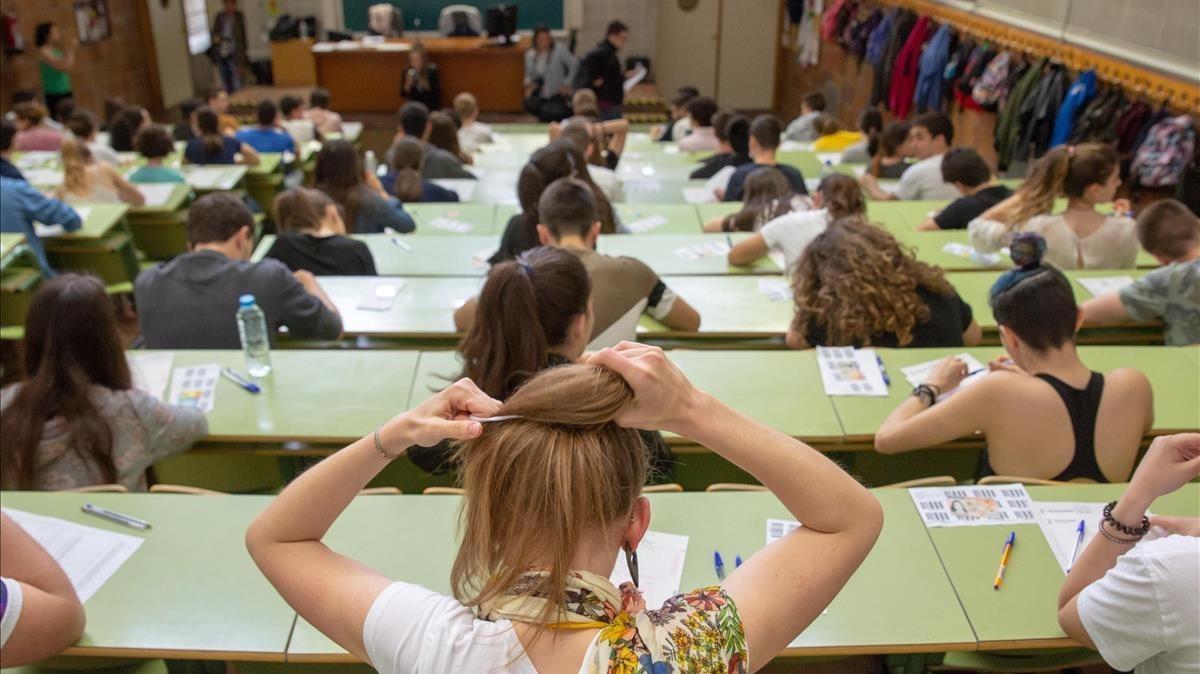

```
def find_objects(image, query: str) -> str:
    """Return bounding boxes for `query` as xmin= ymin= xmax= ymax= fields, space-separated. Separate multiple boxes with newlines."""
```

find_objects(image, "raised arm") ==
xmin=588 ymin=343 xmax=883 ymax=665
xmin=246 ymin=381 xmax=502 ymax=662
xmin=237 ymin=143 xmax=261 ymax=166
xmin=0 ymin=513 xmax=86 ymax=666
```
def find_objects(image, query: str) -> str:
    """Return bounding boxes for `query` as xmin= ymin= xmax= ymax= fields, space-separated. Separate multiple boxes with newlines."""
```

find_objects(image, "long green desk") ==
xmin=125 ymin=183 xmax=194 ymax=260
xmin=891 ymin=227 xmax=1160 ymax=272
xmin=0 ymin=491 xmax=293 ymax=661
xmin=286 ymin=488 xmax=977 ymax=662
xmin=931 ymin=483 xmax=1199 ymax=651
xmin=43 ymin=203 xmax=140 ymax=286
xmin=404 ymin=203 xmax=498 ymax=235
xmin=599 ymin=233 xmax=781 ymax=276
xmin=179 ymin=165 xmax=248 ymax=193
xmin=252 ymin=234 xmax=495 ymax=276
xmin=615 ymin=203 xmax=704 ymax=234
xmin=0 ymin=233 xmax=29 ymax=269
xmin=0 ymin=233 xmax=41 ymax=330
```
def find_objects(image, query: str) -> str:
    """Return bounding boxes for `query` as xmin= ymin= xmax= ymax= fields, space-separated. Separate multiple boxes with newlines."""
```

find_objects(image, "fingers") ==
xmin=426 ymin=417 xmax=484 ymax=442
xmin=446 ymin=378 xmax=502 ymax=416
xmin=1149 ymin=515 xmax=1200 ymax=538
xmin=585 ymin=347 xmax=640 ymax=383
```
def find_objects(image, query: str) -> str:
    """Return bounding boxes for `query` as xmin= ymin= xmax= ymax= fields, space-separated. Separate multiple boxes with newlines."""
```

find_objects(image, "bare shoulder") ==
xmin=1104 ymin=367 xmax=1152 ymax=394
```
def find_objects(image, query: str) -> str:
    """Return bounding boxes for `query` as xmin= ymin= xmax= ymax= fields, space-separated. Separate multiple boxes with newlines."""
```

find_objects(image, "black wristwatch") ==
xmin=912 ymin=384 xmax=939 ymax=407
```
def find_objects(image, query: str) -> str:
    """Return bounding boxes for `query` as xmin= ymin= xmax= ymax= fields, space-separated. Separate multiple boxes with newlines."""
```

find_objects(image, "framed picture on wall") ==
xmin=74 ymin=0 xmax=111 ymax=44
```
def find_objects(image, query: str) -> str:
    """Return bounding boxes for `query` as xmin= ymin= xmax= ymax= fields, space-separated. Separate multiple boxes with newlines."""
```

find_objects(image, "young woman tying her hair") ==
xmin=969 ymin=143 xmax=1137 ymax=269
xmin=728 ymin=173 xmax=865 ymax=273
xmin=247 ymin=342 xmax=883 ymax=673
xmin=412 ymin=245 xmax=674 ymax=478
xmin=701 ymin=167 xmax=803 ymax=233
xmin=875 ymin=234 xmax=1154 ymax=482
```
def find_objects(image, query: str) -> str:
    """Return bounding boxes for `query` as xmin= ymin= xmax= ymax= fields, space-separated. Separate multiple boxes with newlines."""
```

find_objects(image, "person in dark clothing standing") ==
xmin=575 ymin=21 xmax=631 ymax=120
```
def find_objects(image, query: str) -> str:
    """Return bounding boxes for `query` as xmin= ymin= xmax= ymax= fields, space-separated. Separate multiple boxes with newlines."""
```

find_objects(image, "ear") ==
xmin=624 ymin=497 xmax=652 ymax=551
xmin=536 ymin=223 xmax=555 ymax=246
xmin=588 ymin=221 xmax=602 ymax=245
xmin=998 ymin=324 xmax=1019 ymax=356
xmin=1074 ymin=308 xmax=1085 ymax=334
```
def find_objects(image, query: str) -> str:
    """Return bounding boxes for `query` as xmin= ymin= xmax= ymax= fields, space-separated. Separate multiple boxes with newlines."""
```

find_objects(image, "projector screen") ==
xmin=184 ymin=0 xmax=211 ymax=56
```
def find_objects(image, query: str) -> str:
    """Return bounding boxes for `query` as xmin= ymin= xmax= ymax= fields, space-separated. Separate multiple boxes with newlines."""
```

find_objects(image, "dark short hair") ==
xmin=187 ymin=192 xmax=254 ymax=246
xmin=256 ymin=99 xmax=278 ymax=127
xmin=606 ymin=20 xmax=629 ymax=36
xmin=749 ymin=114 xmax=783 ymax=151
xmin=539 ymin=178 xmax=599 ymax=239
xmin=712 ymin=110 xmax=733 ymax=142
xmin=941 ymin=147 xmax=992 ymax=187
xmin=34 ymin=22 xmax=54 ymax=47
xmin=399 ymin=101 xmax=430 ymax=137
xmin=279 ymin=95 xmax=302 ymax=117
xmin=1136 ymin=198 xmax=1200 ymax=259
xmin=309 ymin=88 xmax=332 ymax=109
xmin=686 ymin=96 xmax=718 ymax=127
xmin=802 ymin=92 xmax=826 ymax=112
xmin=135 ymin=125 xmax=176 ymax=159
xmin=858 ymin=108 xmax=883 ymax=135
xmin=66 ymin=109 xmax=98 ymax=138
xmin=726 ymin=114 xmax=751 ymax=155
xmin=179 ymin=97 xmax=202 ymax=121
xmin=10 ymin=89 xmax=38 ymax=106
xmin=913 ymin=112 xmax=954 ymax=145
xmin=0 ymin=121 xmax=16 ymax=152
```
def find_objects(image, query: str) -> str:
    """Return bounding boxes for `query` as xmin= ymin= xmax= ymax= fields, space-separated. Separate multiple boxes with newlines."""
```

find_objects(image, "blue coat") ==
xmin=914 ymin=24 xmax=954 ymax=113
xmin=1050 ymin=70 xmax=1097 ymax=148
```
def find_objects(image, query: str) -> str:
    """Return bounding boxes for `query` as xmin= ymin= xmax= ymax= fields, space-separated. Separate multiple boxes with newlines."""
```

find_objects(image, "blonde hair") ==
xmin=1008 ymin=143 xmax=1119 ymax=226
xmin=450 ymin=364 xmax=646 ymax=627
xmin=60 ymin=135 xmax=91 ymax=196
xmin=453 ymin=92 xmax=478 ymax=120
xmin=572 ymin=89 xmax=599 ymax=119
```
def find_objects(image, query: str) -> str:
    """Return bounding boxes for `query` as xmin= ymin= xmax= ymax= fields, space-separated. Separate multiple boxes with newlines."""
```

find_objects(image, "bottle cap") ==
xmin=239 ymin=294 xmax=256 ymax=308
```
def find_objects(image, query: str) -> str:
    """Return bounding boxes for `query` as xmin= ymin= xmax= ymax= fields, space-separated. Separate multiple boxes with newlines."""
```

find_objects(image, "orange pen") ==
xmin=993 ymin=531 xmax=1016 ymax=590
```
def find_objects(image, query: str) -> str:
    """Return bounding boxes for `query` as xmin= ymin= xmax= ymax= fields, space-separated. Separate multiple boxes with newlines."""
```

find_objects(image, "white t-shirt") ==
xmin=760 ymin=207 xmax=830 ymax=273
xmin=893 ymin=154 xmax=959 ymax=201
xmin=1077 ymin=535 xmax=1199 ymax=674
xmin=458 ymin=122 xmax=493 ymax=155
xmin=281 ymin=119 xmax=316 ymax=146
xmin=969 ymin=213 xmax=1138 ymax=270
xmin=0 ymin=577 xmax=22 ymax=648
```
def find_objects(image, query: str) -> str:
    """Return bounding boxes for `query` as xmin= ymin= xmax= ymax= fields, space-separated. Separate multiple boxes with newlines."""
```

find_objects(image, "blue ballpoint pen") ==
xmin=734 ymin=555 xmax=743 ymax=569
xmin=221 ymin=367 xmax=261 ymax=394
xmin=713 ymin=551 xmax=726 ymax=581
xmin=1067 ymin=519 xmax=1085 ymax=572
xmin=876 ymin=355 xmax=891 ymax=387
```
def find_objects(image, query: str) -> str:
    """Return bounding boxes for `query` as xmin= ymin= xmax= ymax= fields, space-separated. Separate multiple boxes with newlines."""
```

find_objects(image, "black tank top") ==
xmin=977 ymin=372 xmax=1108 ymax=482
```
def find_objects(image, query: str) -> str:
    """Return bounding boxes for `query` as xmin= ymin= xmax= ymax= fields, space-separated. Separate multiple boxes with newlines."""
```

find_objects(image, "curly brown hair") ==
xmin=790 ymin=218 xmax=955 ymax=346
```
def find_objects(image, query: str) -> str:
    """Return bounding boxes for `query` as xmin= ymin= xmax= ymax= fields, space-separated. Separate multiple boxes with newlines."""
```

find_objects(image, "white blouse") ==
xmin=969 ymin=213 xmax=1138 ymax=270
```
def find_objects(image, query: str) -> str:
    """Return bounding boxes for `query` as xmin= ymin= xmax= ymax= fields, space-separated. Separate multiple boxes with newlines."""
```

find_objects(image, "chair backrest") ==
xmin=704 ymin=483 xmax=767 ymax=492
xmin=358 ymin=487 xmax=403 ymax=495
xmin=642 ymin=483 xmax=684 ymax=493
xmin=423 ymin=486 xmax=465 ymax=495
xmin=977 ymin=475 xmax=1073 ymax=486
xmin=438 ymin=5 xmax=483 ymax=36
xmin=368 ymin=4 xmax=403 ymax=37
xmin=149 ymin=484 xmax=225 ymax=495
xmin=62 ymin=484 xmax=129 ymax=493
xmin=883 ymin=476 xmax=956 ymax=489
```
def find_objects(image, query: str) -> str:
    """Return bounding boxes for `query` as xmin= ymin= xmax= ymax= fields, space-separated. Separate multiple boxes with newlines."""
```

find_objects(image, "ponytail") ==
xmin=1009 ymin=146 xmax=1071 ymax=226
xmin=389 ymin=137 xmax=426 ymax=203
xmin=817 ymin=173 xmax=867 ymax=220
xmin=60 ymin=135 xmax=90 ymax=195
xmin=195 ymin=107 xmax=224 ymax=159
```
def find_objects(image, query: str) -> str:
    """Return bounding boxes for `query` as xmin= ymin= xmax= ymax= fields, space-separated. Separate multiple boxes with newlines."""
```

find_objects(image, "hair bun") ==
xmin=1009 ymin=232 xmax=1046 ymax=270
xmin=499 ymin=364 xmax=633 ymax=427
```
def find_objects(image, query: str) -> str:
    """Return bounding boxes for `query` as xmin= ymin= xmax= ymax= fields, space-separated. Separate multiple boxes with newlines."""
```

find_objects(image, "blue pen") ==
xmin=221 ymin=367 xmax=261 ymax=394
xmin=734 ymin=555 xmax=743 ymax=569
xmin=1067 ymin=519 xmax=1085 ymax=572
xmin=713 ymin=551 xmax=726 ymax=581
xmin=725 ymin=232 xmax=733 ymax=249
xmin=876 ymin=355 xmax=891 ymax=387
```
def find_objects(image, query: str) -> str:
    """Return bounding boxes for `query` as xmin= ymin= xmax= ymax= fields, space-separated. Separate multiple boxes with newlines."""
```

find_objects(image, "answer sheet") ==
xmin=168 ymin=363 xmax=220 ymax=412
xmin=815 ymin=347 xmax=889 ymax=396
xmin=128 ymin=352 xmax=174 ymax=401
xmin=910 ymin=484 xmax=1037 ymax=528
xmin=610 ymin=530 xmax=688 ymax=608
xmin=135 ymin=183 xmax=176 ymax=207
xmin=624 ymin=214 xmax=668 ymax=233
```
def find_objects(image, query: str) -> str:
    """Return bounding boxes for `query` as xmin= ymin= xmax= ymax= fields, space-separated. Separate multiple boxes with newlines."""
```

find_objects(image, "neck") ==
xmin=1065 ymin=197 xmax=1096 ymax=211
xmin=1173 ymin=247 xmax=1200 ymax=263
xmin=1016 ymin=343 xmax=1089 ymax=378
xmin=191 ymin=241 xmax=241 ymax=259
xmin=554 ymin=234 xmax=591 ymax=249
xmin=965 ymin=180 xmax=997 ymax=196
xmin=754 ymin=150 xmax=776 ymax=164
xmin=146 ymin=158 xmax=164 ymax=166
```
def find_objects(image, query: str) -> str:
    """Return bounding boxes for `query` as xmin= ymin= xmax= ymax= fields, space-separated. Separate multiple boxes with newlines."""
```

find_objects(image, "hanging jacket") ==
xmin=832 ymin=0 xmax=859 ymax=45
xmin=888 ymin=16 xmax=932 ymax=118
xmin=872 ymin=9 xmax=915 ymax=107
xmin=821 ymin=0 xmax=849 ymax=40
xmin=1014 ymin=64 xmax=1068 ymax=163
xmin=787 ymin=0 xmax=805 ymax=24
xmin=1070 ymin=88 xmax=1126 ymax=144
xmin=865 ymin=9 xmax=894 ymax=67
xmin=942 ymin=37 xmax=974 ymax=107
xmin=914 ymin=23 xmax=954 ymax=113
xmin=847 ymin=9 xmax=882 ymax=64
xmin=953 ymin=45 xmax=995 ymax=112
xmin=1050 ymin=70 xmax=1097 ymax=148
xmin=998 ymin=58 xmax=1029 ymax=110
xmin=995 ymin=57 xmax=1046 ymax=170
xmin=972 ymin=51 xmax=1012 ymax=109
xmin=1114 ymin=100 xmax=1153 ymax=156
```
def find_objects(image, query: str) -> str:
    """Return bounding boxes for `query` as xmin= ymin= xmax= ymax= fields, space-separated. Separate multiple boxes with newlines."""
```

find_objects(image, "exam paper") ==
xmin=184 ymin=167 xmax=235 ymax=190
xmin=430 ymin=179 xmax=477 ymax=202
xmin=2 ymin=508 xmax=145 ymax=602
xmin=816 ymin=347 xmax=889 ymax=397
xmin=758 ymin=278 xmax=792 ymax=302
xmin=942 ymin=242 xmax=1005 ymax=267
xmin=1077 ymin=276 xmax=1135 ymax=297
xmin=672 ymin=241 xmax=731 ymax=261
xmin=426 ymin=216 xmax=474 ymax=234
xmin=910 ymin=484 xmax=1037 ymax=528
xmin=625 ymin=214 xmax=668 ymax=233
xmin=357 ymin=280 xmax=406 ymax=311
xmin=23 ymin=168 xmax=63 ymax=186
xmin=610 ymin=530 xmax=688 ymax=608
xmin=168 ymin=364 xmax=220 ymax=412
xmin=900 ymin=353 xmax=988 ymax=399
xmin=1034 ymin=502 xmax=1104 ymax=574
xmin=682 ymin=186 xmax=717 ymax=204
xmin=623 ymin=63 xmax=648 ymax=94
xmin=135 ymin=183 xmax=176 ymax=207
xmin=128 ymin=352 xmax=174 ymax=402
xmin=766 ymin=518 xmax=803 ymax=545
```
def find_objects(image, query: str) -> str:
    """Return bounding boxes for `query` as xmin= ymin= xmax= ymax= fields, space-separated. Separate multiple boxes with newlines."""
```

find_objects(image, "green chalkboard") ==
xmin=341 ymin=1 xmax=562 ymax=33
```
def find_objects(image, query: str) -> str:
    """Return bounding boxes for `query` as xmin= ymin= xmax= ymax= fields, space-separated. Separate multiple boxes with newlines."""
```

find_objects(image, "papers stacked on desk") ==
xmin=673 ymin=240 xmax=730 ymax=261
xmin=815 ymin=347 xmax=889 ymax=396
xmin=625 ymin=214 xmax=668 ymax=233
xmin=900 ymin=353 xmax=988 ymax=401
xmin=610 ymin=530 xmax=687 ymax=608
xmin=426 ymin=216 xmax=474 ymax=234
xmin=135 ymin=183 xmax=176 ymax=207
xmin=910 ymin=484 xmax=1037 ymax=528
xmin=168 ymin=364 xmax=220 ymax=412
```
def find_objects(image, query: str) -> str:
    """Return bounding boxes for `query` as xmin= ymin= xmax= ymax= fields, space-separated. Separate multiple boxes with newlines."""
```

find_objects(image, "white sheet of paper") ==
xmin=758 ymin=278 xmax=792 ymax=302
xmin=184 ymin=167 xmax=235 ymax=190
xmin=33 ymin=223 xmax=66 ymax=238
xmin=1034 ymin=502 xmax=1102 ymax=574
xmin=942 ymin=242 xmax=1005 ymax=267
xmin=23 ymin=168 xmax=64 ymax=186
xmin=900 ymin=353 xmax=988 ymax=399
xmin=430 ymin=179 xmax=477 ymax=202
xmin=1077 ymin=276 xmax=1135 ymax=297
xmin=356 ymin=280 xmax=406 ymax=311
xmin=682 ymin=186 xmax=717 ymax=204
xmin=127 ymin=352 xmax=174 ymax=402
xmin=672 ymin=240 xmax=731 ymax=261
xmin=705 ymin=166 xmax=737 ymax=195
xmin=610 ymin=530 xmax=688 ymax=609
xmin=816 ymin=347 xmax=889 ymax=397
xmin=779 ymin=141 xmax=814 ymax=153
xmin=2 ymin=508 xmax=145 ymax=602
xmin=135 ymin=183 xmax=176 ymax=207
xmin=625 ymin=214 xmax=668 ymax=233
xmin=167 ymin=364 xmax=220 ymax=413
xmin=910 ymin=484 xmax=1037 ymax=528
xmin=765 ymin=518 xmax=803 ymax=545
xmin=623 ymin=63 xmax=648 ymax=94
xmin=426 ymin=216 xmax=474 ymax=233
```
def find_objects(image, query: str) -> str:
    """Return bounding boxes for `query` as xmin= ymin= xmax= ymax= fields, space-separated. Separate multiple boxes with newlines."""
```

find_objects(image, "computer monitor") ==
xmin=485 ymin=4 xmax=518 ymax=44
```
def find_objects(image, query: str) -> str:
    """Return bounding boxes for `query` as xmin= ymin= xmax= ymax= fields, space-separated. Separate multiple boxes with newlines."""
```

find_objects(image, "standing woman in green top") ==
xmin=35 ymin=23 xmax=75 ymax=117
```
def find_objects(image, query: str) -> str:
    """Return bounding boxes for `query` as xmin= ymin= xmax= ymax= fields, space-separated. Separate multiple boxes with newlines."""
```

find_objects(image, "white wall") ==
xmin=715 ymin=0 xmax=778 ymax=108
xmin=146 ymin=0 xmax=195 ymax=108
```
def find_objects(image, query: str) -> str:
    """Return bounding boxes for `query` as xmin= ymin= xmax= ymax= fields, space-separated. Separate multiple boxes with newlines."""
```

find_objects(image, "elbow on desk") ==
xmin=872 ymin=429 xmax=906 ymax=455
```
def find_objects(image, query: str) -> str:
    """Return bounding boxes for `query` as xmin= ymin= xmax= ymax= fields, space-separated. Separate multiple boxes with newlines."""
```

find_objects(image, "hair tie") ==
xmin=518 ymin=262 xmax=534 ymax=278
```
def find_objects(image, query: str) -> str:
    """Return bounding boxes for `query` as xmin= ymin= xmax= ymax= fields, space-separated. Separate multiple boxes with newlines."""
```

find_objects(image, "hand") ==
xmin=364 ymin=170 xmax=385 ymax=195
xmin=388 ymin=378 xmax=502 ymax=448
xmin=1126 ymin=433 xmax=1200 ymax=504
xmin=714 ymin=188 xmax=725 ymax=200
xmin=858 ymin=173 xmax=877 ymax=188
xmin=292 ymin=269 xmax=319 ymax=293
xmin=1112 ymin=198 xmax=1132 ymax=215
xmin=924 ymin=356 xmax=969 ymax=393
xmin=988 ymin=356 xmax=1025 ymax=375
xmin=585 ymin=342 xmax=702 ymax=434
xmin=1149 ymin=515 xmax=1200 ymax=538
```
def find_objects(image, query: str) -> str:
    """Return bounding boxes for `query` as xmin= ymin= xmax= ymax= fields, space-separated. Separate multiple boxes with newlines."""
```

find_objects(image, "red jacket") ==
xmin=888 ymin=16 xmax=931 ymax=119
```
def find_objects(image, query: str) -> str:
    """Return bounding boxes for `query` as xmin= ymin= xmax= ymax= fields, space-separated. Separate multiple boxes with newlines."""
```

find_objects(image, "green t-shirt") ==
xmin=1118 ymin=259 xmax=1200 ymax=346
xmin=39 ymin=48 xmax=72 ymax=95
xmin=127 ymin=165 xmax=186 ymax=184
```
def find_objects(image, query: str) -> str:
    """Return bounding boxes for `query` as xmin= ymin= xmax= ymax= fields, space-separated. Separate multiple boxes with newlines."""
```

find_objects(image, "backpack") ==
xmin=1130 ymin=115 xmax=1197 ymax=188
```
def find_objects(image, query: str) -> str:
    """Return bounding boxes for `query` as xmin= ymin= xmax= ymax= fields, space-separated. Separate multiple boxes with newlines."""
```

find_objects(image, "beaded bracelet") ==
xmin=1098 ymin=519 xmax=1142 ymax=545
xmin=1102 ymin=500 xmax=1151 ymax=537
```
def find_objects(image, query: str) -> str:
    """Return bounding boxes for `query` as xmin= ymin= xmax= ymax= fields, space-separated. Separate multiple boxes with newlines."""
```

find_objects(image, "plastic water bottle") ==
xmin=364 ymin=150 xmax=378 ymax=177
xmin=236 ymin=294 xmax=272 ymax=377
xmin=820 ymin=159 xmax=834 ymax=178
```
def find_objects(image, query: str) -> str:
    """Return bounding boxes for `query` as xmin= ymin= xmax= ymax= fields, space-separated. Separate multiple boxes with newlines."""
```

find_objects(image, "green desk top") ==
xmin=874 ymin=200 xmax=951 ymax=230
xmin=154 ymin=350 xmax=419 ymax=444
xmin=48 ymin=203 xmax=129 ymax=240
xmin=0 ymin=233 xmax=26 ymax=266
xmin=598 ymin=233 xmax=781 ymax=276
xmin=774 ymin=151 xmax=823 ymax=178
xmin=615 ymin=203 xmax=703 ymax=234
xmin=640 ymin=276 xmax=791 ymax=338
xmin=830 ymin=346 xmax=1200 ymax=442
xmin=246 ymin=153 xmax=283 ymax=176
xmin=287 ymin=489 xmax=976 ymax=661
xmin=0 ymin=491 xmax=292 ymax=661
xmin=931 ymin=483 xmax=1199 ymax=650
xmin=492 ymin=203 xmax=520 ymax=226
xmin=405 ymin=203 xmax=498 ymax=236
xmin=180 ymin=165 xmax=248 ymax=192
xmin=695 ymin=202 xmax=742 ymax=223
xmin=316 ymin=276 xmax=481 ymax=338
xmin=254 ymin=234 xmax=494 ymax=276
xmin=949 ymin=269 xmax=1154 ymax=332
xmin=128 ymin=183 xmax=192 ymax=215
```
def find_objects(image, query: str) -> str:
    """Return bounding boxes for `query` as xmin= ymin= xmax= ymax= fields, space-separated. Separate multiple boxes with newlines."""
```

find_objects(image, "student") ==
xmin=1056 ymin=432 xmax=1199 ymax=673
xmin=34 ymin=22 xmax=75 ymax=116
xmin=860 ymin=113 xmax=958 ymax=201
xmin=575 ymin=20 xmax=633 ymax=119
xmin=491 ymin=140 xmax=618 ymax=264
xmin=54 ymin=136 xmax=145 ymax=206
xmin=305 ymin=88 xmax=343 ymax=136
xmin=107 ymin=106 xmax=149 ymax=153
xmin=729 ymin=173 xmax=866 ymax=273
xmin=0 ymin=512 xmax=86 ymax=665
xmin=314 ymin=140 xmax=415 ymax=235
xmin=704 ymin=166 xmax=803 ymax=232
xmin=384 ymin=102 xmax=475 ymax=181
xmin=460 ymin=178 xmax=700 ymax=341
xmin=65 ymin=109 xmax=119 ymax=165
xmin=550 ymin=114 xmax=629 ymax=170
xmin=453 ymin=92 xmax=493 ymax=154
xmin=11 ymin=103 xmax=63 ymax=152
xmin=652 ymin=86 xmax=698 ymax=143
xmin=677 ymin=96 xmax=720 ymax=153
xmin=135 ymin=192 xmax=342 ymax=348
xmin=1081 ymin=199 xmax=1200 ymax=345
xmin=173 ymin=97 xmax=201 ymax=142
xmin=784 ymin=91 xmax=826 ymax=143
xmin=787 ymin=217 xmax=981 ymax=349
xmin=402 ymin=45 xmax=441 ymax=111
xmin=266 ymin=187 xmax=376 ymax=276
xmin=427 ymin=111 xmax=471 ymax=165
xmin=874 ymin=233 xmax=1153 ymax=481
xmin=811 ymin=115 xmax=864 ymax=153
xmin=236 ymin=99 xmax=296 ymax=154
xmin=522 ymin=25 xmax=578 ymax=123
xmin=127 ymin=125 xmax=186 ymax=184
xmin=866 ymin=120 xmax=910 ymax=180
xmin=1 ymin=274 xmax=208 ymax=490
xmin=0 ymin=177 xmax=80 ymax=276
xmin=917 ymin=147 xmax=1014 ymax=231
xmin=185 ymin=107 xmax=259 ymax=166
xmin=246 ymin=343 xmax=883 ymax=674
xmin=382 ymin=137 xmax=460 ymax=203
xmin=970 ymin=143 xmax=1138 ymax=269
xmin=0 ymin=121 xmax=24 ymax=181
xmin=279 ymin=95 xmax=317 ymax=146
xmin=721 ymin=114 xmax=808 ymax=201
xmin=206 ymin=85 xmax=240 ymax=135
xmin=556 ymin=119 xmax=622 ymax=201
xmin=841 ymin=108 xmax=883 ymax=164
xmin=689 ymin=112 xmax=752 ymax=180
